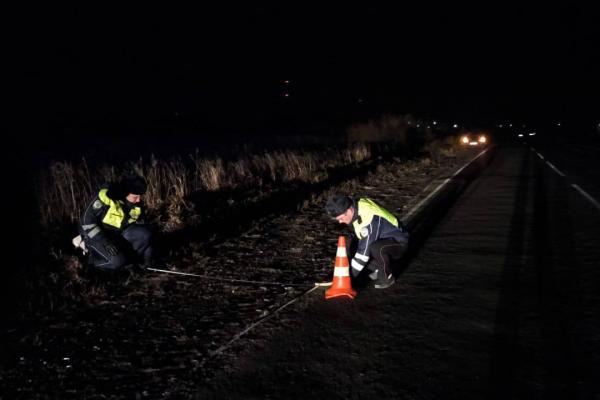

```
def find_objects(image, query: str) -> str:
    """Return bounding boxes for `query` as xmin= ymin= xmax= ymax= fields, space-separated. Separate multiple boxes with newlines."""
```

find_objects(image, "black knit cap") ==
xmin=325 ymin=193 xmax=353 ymax=217
xmin=123 ymin=175 xmax=147 ymax=195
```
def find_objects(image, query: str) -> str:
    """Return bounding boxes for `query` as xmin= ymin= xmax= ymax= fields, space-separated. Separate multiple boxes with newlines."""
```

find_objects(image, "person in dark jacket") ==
xmin=325 ymin=193 xmax=409 ymax=289
xmin=79 ymin=174 xmax=153 ymax=271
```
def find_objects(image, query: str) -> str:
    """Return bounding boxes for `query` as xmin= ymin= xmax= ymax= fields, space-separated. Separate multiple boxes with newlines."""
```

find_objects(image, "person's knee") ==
xmin=137 ymin=227 xmax=152 ymax=243
xmin=125 ymin=226 xmax=152 ymax=246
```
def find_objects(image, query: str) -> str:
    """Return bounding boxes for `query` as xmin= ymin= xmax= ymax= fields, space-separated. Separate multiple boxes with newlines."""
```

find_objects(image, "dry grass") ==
xmin=36 ymin=130 xmax=460 ymax=234
xmin=36 ymin=143 xmax=374 ymax=231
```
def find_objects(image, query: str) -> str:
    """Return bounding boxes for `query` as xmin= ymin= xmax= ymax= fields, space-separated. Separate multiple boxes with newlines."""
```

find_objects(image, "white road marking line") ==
xmin=533 ymin=149 xmax=599 ymax=212
xmin=571 ymin=184 xmax=600 ymax=211
xmin=401 ymin=177 xmax=451 ymax=224
xmin=401 ymin=149 xmax=489 ymax=223
xmin=534 ymin=149 xmax=566 ymax=177
xmin=546 ymin=161 xmax=566 ymax=177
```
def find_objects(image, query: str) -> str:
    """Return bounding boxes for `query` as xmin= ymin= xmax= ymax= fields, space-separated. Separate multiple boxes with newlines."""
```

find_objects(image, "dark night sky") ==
xmin=15 ymin=4 xmax=600 ymax=148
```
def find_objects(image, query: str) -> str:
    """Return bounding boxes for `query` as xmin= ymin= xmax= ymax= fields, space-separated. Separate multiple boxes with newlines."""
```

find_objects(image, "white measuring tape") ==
xmin=146 ymin=267 xmax=318 ymax=288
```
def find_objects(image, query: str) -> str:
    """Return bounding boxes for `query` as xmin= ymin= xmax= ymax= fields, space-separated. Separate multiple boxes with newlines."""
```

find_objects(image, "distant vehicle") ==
xmin=517 ymin=132 xmax=536 ymax=139
xmin=460 ymin=132 xmax=488 ymax=146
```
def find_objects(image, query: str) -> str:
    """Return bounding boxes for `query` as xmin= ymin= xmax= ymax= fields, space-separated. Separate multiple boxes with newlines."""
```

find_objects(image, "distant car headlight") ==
xmin=518 ymin=134 xmax=524 ymax=137
xmin=461 ymin=136 xmax=469 ymax=144
xmin=478 ymin=135 xmax=487 ymax=143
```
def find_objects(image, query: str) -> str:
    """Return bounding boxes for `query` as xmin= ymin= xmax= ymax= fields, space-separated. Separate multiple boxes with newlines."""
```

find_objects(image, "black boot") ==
xmin=373 ymin=268 xmax=395 ymax=289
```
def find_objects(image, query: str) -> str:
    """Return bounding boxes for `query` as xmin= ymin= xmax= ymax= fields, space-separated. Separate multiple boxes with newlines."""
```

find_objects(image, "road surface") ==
xmin=201 ymin=144 xmax=600 ymax=399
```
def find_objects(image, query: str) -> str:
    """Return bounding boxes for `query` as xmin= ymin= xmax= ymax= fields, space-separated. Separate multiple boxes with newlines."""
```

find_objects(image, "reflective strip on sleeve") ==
xmin=87 ymin=226 xmax=102 ymax=239
xmin=351 ymin=259 xmax=365 ymax=271
xmin=354 ymin=253 xmax=369 ymax=262
xmin=82 ymin=223 xmax=98 ymax=231
xmin=334 ymin=266 xmax=350 ymax=276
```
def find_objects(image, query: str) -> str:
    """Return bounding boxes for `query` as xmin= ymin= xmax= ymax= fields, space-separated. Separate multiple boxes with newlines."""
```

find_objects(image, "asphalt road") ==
xmin=201 ymin=144 xmax=600 ymax=399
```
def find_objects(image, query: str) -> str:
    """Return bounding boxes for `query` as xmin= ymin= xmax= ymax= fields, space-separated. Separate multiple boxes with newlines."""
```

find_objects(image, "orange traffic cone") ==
xmin=325 ymin=236 xmax=357 ymax=300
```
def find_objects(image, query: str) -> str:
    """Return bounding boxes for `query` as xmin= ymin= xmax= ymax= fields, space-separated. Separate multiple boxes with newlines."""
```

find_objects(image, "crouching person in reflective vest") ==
xmin=78 ymin=174 xmax=153 ymax=272
xmin=325 ymin=193 xmax=409 ymax=289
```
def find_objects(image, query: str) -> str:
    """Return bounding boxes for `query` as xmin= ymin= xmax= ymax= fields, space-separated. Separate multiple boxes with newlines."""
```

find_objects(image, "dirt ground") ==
xmin=0 ymin=147 xmax=512 ymax=399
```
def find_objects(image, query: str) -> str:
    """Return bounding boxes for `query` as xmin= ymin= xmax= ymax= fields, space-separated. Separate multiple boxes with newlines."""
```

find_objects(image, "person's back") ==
xmin=352 ymin=197 xmax=407 ymax=245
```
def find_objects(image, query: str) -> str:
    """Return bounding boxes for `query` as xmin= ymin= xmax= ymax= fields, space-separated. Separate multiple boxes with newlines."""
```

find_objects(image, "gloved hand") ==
xmin=104 ymin=242 xmax=119 ymax=256
xmin=350 ymin=256 xmax=368 ymax=278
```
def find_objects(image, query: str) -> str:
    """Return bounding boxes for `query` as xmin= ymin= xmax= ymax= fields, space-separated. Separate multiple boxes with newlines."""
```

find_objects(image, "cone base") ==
xmin=325 ymin=287 xmax=357 ymax=300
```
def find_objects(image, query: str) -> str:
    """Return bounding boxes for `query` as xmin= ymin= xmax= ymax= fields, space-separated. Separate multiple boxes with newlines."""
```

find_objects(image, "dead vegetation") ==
xmin=23 ymin=115 xmax=462 ymax=318
xmin=36 ymin=142 xmax=374 ymax=231
xmin=37 ymin=126 xmax=457 ymax=235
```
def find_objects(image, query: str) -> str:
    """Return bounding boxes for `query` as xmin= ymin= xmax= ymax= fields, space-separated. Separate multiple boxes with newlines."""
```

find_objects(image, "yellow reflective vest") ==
xmin=98 ymin=188 xmax=142 ymax=229
xmin=352 ymin=198 xmax=399 ymax=239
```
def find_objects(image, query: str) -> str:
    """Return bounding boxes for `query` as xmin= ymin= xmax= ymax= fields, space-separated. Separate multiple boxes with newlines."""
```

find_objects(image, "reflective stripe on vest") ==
xmin=98 ymin=189 xmax=141 ymax=229
xmin=352 ymin=198 xmax=398 ymax=239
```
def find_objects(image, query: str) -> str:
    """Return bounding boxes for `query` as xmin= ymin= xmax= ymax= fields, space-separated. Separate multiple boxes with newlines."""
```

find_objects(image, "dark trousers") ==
xmin=368 ymin=238 xmax=407 ymax=278
xmin=349 ymin=237 xmax=408 ymax=278
xmin=88 ymin=225 xmax=152 ymax=271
